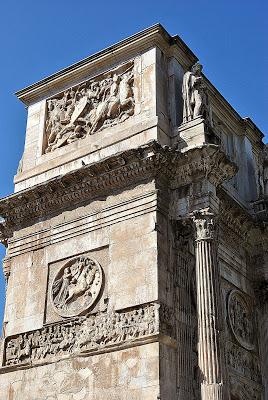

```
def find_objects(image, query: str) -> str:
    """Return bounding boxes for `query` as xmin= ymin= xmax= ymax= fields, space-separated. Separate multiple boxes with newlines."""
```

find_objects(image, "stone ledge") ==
xmin=0 ymin=142 xmax=237 ymax=242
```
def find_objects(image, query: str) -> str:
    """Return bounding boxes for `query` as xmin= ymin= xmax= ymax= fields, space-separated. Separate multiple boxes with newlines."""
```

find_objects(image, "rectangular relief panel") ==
xmin=44 ymin=61 xmax=135 ymax=154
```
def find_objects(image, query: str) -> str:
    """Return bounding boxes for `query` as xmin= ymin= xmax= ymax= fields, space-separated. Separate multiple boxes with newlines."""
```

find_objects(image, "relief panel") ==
xmin=227 ymin=289 xmax=254 ymax=351
xmin=3 ymin=303 xmax=159 ymax=367
xmin=51 ymin=255 xmax=103 ymax=318
xmin=44 ymin=61 xmax=135 ymax=153
xmin=45 ymin=248 xmax=109 ymax=325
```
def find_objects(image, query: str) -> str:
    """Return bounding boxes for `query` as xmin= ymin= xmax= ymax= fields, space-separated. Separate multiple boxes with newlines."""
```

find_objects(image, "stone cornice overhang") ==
xmin=204 ymin=78 xmax=264 ymax=144
xmin=15 ymin=24 xmax=197 ymax=106
xmin=217 ymin=187 xmax=259 ymax=242
xmin=0 ymin=142 xmax=236 ymax=241
xmin=14 ymin=23 xmax=264 ymax=143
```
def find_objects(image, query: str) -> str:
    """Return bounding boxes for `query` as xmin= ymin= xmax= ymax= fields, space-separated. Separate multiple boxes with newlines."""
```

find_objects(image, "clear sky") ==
xmin=0 ymin=0 xmax=267 ymax=328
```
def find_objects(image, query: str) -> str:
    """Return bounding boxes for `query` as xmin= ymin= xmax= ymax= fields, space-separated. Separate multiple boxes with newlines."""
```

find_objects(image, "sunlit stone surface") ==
xmin=0 ymin=24 xmax=267 ymax=400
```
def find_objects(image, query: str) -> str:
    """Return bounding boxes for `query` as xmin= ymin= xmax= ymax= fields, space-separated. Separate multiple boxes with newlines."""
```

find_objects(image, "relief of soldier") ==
xmin=45 ymin=63 xmax=135 ymax=153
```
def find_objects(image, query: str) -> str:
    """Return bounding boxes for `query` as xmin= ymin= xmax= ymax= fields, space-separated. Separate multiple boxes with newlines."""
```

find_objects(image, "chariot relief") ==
xmin=51 ymin=256 xmax=103 ymax=318
xmin=44 ymin=62 xmax=135 ymax=153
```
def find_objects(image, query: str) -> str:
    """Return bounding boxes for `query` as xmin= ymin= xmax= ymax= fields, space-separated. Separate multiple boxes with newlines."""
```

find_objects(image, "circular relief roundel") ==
xmin=227 ymin=289 xmax=254 ymax=351
xmin=51 ymin=256 xmax=103 ymax=318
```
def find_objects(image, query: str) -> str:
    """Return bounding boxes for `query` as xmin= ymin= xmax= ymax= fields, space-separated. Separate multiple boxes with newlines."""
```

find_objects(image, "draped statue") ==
xmin=182 ymin=62 xmax=211 ymax=124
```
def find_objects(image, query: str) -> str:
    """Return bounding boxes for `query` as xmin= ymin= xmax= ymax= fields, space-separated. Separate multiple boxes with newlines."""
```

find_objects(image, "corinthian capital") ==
xmin=192 ymin=209 xmax=216 ymax=241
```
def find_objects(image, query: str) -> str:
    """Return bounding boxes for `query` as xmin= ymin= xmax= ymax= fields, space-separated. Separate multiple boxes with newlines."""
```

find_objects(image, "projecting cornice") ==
xmin=15 ymin=24 xmax=197 ymax=106
xmin=218 ymin=188 xmax=258 ymax=243
xmin=0 ymin=142 xmax=236 ymax=241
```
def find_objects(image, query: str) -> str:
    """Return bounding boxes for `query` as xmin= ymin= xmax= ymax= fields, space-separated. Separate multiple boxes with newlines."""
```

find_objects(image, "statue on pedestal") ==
xmin=182 ymin=62 xmax=212 ymax=125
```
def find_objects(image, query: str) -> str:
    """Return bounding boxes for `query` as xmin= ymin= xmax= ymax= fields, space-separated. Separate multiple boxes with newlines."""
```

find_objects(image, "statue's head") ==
xmin=191 ymin=62 xmax=203 ymax=75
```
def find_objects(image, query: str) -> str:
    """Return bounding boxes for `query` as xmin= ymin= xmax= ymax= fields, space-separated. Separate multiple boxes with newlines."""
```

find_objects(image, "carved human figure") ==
xmin=182 ymin=62 xmax=209 ymax=123
xmin=228 ymin=290 xmax=253 ymax=349
xmin=52 ymin=266 xmax=72 ymax=307
xmin=4 ymin=304 xmax=159 ymax=366
xmin=51 ymin=256 xmax=103 ymax=317
xmin=89 ymin=77 xmax=114 ymax=133
xmin=65 ymin=260 xmax=97 ymax=304
xmin=118 ymin=71 xmax=134 ymax=120
xmin=44 ymin=64 xmax=135 ymax=152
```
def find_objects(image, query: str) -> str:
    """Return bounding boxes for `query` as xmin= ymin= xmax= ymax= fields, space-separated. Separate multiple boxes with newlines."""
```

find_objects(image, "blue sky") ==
xmin=0 ymin=0 xmax=267 ymax=328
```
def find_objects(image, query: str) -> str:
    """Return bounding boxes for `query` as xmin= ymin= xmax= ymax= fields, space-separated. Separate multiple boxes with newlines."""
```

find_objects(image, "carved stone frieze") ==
xmin=227 ymin=290 xmax=254 ymax=351
xmin=227 ymin=341 xmax=261 ymax=384
xmin=3 ymin=303 xmax=161 ymax=367
xmin=45 ymin=62 xmax=135 ymax=153
xmin=0 ymin=221 xmax=8 ymax=247
xmin=51 ymin=256 xmax=103 ymax=318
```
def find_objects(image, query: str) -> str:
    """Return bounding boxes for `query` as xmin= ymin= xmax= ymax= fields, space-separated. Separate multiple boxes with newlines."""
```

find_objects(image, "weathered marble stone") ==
xmin=0 ymin=24 xmax=267 ymax=400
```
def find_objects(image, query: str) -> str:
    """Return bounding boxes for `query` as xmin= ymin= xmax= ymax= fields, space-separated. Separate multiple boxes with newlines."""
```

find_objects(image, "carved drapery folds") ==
xmin=51 ymin=256 xmax=103 ymax=318
xmin=4 ymin=303 xmax=160 ymax=367
xmin=182 ymin=62 xmax=212 ymax=126
xmin=45 ymin=62 xmax=135 ymax=153
xmin=192 ymin=209 xmax=226 ymax=400
xmin=230 ymin=378 xmax=262 ymax=400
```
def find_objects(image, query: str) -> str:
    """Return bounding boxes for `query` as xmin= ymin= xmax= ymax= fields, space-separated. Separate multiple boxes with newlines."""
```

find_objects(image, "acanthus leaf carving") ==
xmin=0 ymin=143 xmax=238 ymax=233
xmin=192 ymin=208 xmax=216 ymax=241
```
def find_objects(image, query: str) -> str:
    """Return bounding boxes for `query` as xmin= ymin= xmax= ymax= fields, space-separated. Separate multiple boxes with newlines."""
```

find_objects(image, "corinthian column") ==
xmin=192 ymin=209 xmax=226 ymax=400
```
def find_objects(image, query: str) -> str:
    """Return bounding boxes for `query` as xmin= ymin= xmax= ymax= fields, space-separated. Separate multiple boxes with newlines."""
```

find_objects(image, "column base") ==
xmin=201 ymin=383 xmax=224 ymax=400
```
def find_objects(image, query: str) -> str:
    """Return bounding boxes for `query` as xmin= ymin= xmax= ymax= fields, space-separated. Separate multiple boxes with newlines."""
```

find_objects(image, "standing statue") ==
xmin=182 ymin=62 xmax=211 ymax=124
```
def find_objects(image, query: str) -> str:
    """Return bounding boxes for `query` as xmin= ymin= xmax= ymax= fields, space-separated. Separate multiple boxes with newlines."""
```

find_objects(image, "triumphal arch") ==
xmin=0 ymin=24 xmax=267 ymax=400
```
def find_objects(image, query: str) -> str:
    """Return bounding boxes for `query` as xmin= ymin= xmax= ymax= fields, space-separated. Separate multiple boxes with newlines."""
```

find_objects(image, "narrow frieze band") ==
xmin=2 ymin=302 xmax=174 ymax=369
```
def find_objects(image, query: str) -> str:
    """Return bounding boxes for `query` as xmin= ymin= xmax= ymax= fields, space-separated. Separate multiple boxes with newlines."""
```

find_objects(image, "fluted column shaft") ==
xmin=193 ymin=210 xmax=226 ymax=400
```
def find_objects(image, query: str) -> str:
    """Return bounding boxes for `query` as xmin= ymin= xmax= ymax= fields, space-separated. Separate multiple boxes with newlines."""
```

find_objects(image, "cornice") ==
xmin=218 ymin=188 xmax=259 ymax=243
xmin=16 ymin=24 xmax=197 ymax=106
xmin=0 ymin=142 xmax=236 ymax=241
xmin=205 ymin=74 xmax=264 ymax=145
